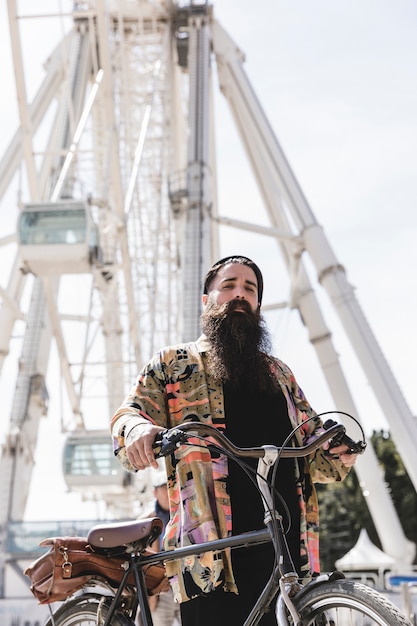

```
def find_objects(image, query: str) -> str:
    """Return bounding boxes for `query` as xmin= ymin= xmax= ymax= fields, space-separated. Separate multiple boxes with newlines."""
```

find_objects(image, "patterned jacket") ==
xmin=111 ymin=336 xmax=349 ymax=603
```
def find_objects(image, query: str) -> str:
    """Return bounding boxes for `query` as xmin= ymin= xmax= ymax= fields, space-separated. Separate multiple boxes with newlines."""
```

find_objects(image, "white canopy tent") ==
xmin=336 ymin=528 xmax=397 ymax=571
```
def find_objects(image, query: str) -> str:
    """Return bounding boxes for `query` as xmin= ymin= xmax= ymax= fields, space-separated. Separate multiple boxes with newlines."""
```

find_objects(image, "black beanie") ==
xmin=203 ymin=255 xmax=264 ymax=306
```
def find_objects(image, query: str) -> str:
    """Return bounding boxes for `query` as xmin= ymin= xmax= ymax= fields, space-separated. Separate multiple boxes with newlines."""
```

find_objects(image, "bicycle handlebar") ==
xmin=152 ymin=420 xmax=366 ymax=460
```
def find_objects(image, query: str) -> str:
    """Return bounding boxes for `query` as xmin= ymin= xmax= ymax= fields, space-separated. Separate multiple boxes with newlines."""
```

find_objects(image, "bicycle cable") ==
xmin=178 ymin=434 xmax=294 ymax=574
xmin=153 ymin=411 xmax=365 ymax=582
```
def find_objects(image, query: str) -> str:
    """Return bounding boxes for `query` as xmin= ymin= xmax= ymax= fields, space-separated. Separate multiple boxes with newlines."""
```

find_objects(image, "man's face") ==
xmin=200 ymin=262 xmax=275 ymax=391
xmin=202 ymin=262 xmax=259 ymax=312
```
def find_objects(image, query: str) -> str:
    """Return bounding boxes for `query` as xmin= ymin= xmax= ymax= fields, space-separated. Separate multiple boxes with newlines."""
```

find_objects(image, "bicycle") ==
xmin=34 ymin=417 xmax=412 ymax=626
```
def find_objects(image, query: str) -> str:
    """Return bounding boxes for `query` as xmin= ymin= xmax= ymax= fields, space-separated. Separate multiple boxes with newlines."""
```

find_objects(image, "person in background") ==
xmin=112 ymin=255 xmax=358 ymax=626
xmin=137 ymin=463 xmax=180 ymax=626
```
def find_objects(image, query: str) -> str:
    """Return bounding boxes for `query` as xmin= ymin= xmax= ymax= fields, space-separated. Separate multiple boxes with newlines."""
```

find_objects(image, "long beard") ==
xmin=201 ymin=299 xmax=279 ymax=393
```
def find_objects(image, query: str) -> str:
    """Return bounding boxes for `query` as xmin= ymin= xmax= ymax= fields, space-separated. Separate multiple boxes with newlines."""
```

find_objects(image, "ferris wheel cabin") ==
xmin=17 ymin=200 xmax=100 ymax=275
xmin=63 ymin=430 xmax=129 ymax=494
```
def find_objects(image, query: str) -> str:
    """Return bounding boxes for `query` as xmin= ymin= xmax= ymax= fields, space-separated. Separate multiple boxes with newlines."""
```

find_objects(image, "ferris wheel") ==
xmin=0 ymin=0 xmax=416 ymax=593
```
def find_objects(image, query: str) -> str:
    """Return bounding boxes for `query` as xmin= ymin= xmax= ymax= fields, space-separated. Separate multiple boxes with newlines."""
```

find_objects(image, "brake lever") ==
xmin=323 ymin=419 xmax=367 ymax=456
xmin=152 ymin=428 xmax=188 ymax=458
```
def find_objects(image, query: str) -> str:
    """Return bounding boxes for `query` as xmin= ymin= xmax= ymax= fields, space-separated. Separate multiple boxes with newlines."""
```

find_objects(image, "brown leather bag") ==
xmin=24 ymin=536 xmax=168 ymax=604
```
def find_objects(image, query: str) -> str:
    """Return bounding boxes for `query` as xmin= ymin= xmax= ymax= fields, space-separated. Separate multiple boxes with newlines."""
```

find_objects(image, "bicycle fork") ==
xmin=277 ymin=575 xmax=302 ymax=626
xmin=241 ymin=564 xmax=301 ymax=626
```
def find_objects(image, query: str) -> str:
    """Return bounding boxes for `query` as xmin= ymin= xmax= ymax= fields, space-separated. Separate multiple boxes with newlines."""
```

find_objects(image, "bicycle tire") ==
xmin=293 ymin=578 xmax=412 ymax=625
xmin=44 ymin=592 xmax=134 ymax=626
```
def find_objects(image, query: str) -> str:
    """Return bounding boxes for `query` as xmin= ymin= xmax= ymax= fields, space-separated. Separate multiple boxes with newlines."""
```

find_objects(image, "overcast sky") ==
xmin=0 ymin=1 xmax=416 ymax=519
xmin=212 ymin=0 xmax=417 ymax=425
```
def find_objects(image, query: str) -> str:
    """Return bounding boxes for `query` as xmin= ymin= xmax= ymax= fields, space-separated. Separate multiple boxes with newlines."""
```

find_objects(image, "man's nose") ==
xmin=234 ymin=287 xmax=246 ymax=299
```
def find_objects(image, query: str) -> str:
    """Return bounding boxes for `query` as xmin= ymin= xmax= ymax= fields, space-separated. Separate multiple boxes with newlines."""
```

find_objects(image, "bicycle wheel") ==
xmin=293 ymin=578 xmax=412 ymax=626
xmin=44 ymin=593 xmax=134 ymax=626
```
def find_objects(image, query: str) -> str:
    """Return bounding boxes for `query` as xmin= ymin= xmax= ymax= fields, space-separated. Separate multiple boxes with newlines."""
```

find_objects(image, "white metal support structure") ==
xmin=0 ymin=0 xmax=415 ymax=606
xmin=182 ymin=3 xmax=214 ymax=341
xmin=211 ymin=20 xmax=416 ymax=564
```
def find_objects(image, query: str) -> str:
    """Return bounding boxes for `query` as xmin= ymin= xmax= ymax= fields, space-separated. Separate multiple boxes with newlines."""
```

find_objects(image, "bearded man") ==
xmin=111 ymin=256 xmax=357 ymax=626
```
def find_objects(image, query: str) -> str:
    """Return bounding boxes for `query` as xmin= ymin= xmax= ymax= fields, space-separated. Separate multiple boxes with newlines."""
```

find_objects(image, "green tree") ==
xmin=317 ymin=430 xmax=417 ymax=571
xmin=371 ymin=430 xmax=417 ymax=547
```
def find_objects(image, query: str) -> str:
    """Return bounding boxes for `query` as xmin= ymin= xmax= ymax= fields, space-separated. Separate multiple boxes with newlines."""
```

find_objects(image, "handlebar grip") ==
xmin=323 ymin=419 xmax=367 ymax=455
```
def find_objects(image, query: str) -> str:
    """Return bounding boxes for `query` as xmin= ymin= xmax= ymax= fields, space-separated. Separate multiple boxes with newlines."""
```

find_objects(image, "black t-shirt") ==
xmin=224 ymin=382 xmax=301 ymax=573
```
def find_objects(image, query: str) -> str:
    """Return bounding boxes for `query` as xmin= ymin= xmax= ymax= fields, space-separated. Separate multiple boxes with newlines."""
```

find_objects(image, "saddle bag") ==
xmin=24 ymin=536 xmax=168 ymax=604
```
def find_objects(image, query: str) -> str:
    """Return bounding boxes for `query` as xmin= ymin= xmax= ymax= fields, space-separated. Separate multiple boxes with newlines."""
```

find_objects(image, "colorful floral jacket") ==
xmin=111 ymin=336 xmax=349 ymax=603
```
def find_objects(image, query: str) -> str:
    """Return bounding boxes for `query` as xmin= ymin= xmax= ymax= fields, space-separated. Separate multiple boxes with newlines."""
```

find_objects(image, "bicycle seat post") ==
xmin=132 ymin=553 xmax=154 ymax=626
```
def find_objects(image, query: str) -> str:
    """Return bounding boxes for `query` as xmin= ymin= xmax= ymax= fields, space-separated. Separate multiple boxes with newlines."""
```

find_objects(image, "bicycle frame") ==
xmin=100 ymin=424 xmax=348 ymax=626
xmin=46 ymin=421 xmax=358 ymax=626
xmin=100 ymin=527 xmax=273 ymax=626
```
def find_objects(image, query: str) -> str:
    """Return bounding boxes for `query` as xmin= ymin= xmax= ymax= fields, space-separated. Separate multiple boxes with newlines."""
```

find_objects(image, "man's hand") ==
xmin=125 ymin=422 xmax=165 ymax=470
xmin=337 ymin=447 xmax=358 ymax=467
xmin=323 ymin=440 xmax=358 ymax=468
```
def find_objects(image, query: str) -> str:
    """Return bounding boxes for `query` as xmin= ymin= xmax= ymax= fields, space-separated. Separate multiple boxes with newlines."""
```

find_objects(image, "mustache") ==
xmin=210 ymin=298 xmax=254 ymax=318
xmin=227 ymin=299 xmax=252 ymax=313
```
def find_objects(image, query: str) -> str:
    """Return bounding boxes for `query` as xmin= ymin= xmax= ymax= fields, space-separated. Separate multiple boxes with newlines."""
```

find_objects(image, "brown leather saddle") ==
xmin=87 ymin=517 xmax=163 ymax=550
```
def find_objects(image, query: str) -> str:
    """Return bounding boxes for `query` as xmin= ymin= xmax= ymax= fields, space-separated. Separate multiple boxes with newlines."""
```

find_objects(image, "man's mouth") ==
xmin=227 ymin=300 xmax=252 ymax=314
